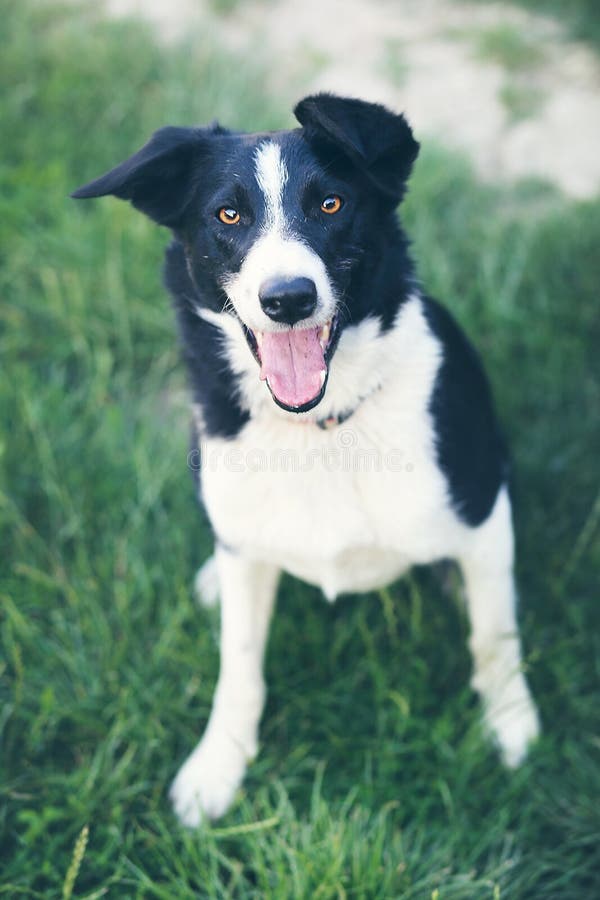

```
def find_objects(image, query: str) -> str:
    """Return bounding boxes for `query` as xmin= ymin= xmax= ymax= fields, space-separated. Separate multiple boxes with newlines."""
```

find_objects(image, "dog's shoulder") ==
xmin=421 ymin=295 xmax=508 ymax=526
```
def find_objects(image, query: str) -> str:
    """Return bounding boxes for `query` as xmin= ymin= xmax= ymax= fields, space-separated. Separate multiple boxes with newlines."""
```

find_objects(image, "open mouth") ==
xmin=243 ymin=313 xmax=341 ymax=412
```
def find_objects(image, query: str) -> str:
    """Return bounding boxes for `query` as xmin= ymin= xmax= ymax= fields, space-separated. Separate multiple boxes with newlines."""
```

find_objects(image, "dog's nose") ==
xmin=259 ymin=276 xmax=317 ymax=325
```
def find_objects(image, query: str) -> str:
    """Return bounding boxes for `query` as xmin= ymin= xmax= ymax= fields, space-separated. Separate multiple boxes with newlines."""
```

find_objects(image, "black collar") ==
xmin=315 ymin=408 xmax=355 ymax=430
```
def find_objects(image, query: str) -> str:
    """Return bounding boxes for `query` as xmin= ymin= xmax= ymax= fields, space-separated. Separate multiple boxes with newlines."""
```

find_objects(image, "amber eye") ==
xmin=218 ymin=207 xmax=241 ymax=225
xmin=320 ymin=195 xmax=343 ymax=215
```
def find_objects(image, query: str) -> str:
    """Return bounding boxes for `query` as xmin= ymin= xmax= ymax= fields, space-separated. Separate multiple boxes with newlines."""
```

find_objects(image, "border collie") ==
xmin=73 ymin=94 xmax=540 ymax=826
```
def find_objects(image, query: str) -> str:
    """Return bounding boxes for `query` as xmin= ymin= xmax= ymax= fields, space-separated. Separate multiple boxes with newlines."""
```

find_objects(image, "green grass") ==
xmin=473 ymin=0 xmax=600 ymax=52
xmin=466 ymin=23 xmax=548 ymax=123
xmin=498 ymin=82 xmax=546 ymax=123
xmin=472 ymin=24 xmax=546 ymax=71
xmin=2 ymin=1 xmax=600 ymax=897
xmin=380 ymin=39 xmax=410 ymax=87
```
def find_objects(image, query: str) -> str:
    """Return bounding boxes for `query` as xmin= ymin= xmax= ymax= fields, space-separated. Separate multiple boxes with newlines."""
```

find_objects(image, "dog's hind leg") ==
xmin=458 ymin=487 xmax=540 ymax=767
xmin=170 ymin=546 xmax=279 ymax=825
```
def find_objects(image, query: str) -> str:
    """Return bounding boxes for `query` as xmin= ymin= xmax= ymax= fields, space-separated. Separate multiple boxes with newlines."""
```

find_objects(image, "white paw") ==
xmin=482 ymin=684 xmax=540 ymax=768
xmin=169 ymin=730 xmax=249 ymax=826
xmin=194 ymin=555 xmax=220 ymax=609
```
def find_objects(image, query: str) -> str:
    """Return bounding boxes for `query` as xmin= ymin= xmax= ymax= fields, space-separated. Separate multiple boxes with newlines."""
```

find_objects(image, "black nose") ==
xmin=259 ymin=277 xmax=317 ymax=325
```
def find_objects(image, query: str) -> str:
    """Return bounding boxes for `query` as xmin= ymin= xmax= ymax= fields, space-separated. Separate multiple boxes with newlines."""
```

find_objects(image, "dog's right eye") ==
xmin=320 ymin=195 xmax=343 ymax=215
xmin=217 ymin=207 xmax=241 ymax=225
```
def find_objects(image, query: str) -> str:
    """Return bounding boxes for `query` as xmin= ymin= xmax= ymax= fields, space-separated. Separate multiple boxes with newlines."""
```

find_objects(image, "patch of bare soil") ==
xmin=105 ymin=0 xmax=600 ymax=197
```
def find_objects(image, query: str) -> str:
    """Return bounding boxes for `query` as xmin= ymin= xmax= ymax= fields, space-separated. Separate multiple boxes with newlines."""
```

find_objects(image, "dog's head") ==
xmin=73 ymin=94 xmax=419 ymax=413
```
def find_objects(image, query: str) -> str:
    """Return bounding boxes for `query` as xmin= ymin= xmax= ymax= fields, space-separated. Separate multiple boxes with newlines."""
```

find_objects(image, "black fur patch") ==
xmin=165 ymin=241 xmax=250 ymax=439
xmin=422 ymin=297 xmax=508 ymax=526
xmin=71 ymin=125 xmax=217 ymax=227
xmin=294 ymin=93 xmax=419 ymax=203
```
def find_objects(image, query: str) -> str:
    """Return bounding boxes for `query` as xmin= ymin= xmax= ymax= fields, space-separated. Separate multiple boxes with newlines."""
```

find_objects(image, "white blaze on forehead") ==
xmin=254 ymin=142 xmax=288 ymax=232
xmin=221 ymin=139 xmax=335 ymax=333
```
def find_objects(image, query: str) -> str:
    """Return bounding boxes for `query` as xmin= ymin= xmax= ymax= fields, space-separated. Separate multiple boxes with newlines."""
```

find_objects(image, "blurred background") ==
xmin=107 ymin=0 xmax=600 ymax=197
xmin=2 ymin=1 xmax=599 ymax=896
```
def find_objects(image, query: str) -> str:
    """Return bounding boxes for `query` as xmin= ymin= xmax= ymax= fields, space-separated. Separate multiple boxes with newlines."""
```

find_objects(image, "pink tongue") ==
xmin=259 ymin=327 xmax=326 ymax=408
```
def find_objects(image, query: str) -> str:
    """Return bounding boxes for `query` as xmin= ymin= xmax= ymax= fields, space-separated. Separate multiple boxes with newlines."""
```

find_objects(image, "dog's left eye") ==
xmin=320 ymin=195 xmax=343 ymax=215
xmin=217 ymin=207 xmax=241 ymax=225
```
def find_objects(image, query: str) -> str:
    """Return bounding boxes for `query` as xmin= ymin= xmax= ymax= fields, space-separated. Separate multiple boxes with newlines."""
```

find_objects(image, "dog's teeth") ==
xmin=319 ymin=370 xmax=327 ymax=387
xmin=255 ymin=331 xmax=263 ymax=348
xmin=320 ymin=322 xmax=331 ymax=344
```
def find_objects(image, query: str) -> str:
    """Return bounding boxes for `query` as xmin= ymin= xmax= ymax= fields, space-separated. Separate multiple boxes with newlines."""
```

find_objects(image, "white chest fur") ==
xmin=197 ymin=297 xmax=467 ymax=598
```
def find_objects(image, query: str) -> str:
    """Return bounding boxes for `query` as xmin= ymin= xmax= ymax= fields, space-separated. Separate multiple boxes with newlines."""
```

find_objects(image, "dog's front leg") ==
xmin=459 ymin=491 xmax=540 ymax=767
xmin=170 ymin=546 xmax=279 ymax=826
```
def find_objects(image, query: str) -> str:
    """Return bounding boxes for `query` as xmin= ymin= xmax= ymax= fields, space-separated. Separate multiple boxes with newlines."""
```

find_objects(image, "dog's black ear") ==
xmin=71 ymin=126 xmax=215 ymax=227
xmin=294 ymin=93 xmax=419 ymax=202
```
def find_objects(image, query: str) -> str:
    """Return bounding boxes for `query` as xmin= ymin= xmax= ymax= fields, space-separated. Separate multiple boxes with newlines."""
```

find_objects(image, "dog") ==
xmin=72 ymin=93 xmax=540 ymax=826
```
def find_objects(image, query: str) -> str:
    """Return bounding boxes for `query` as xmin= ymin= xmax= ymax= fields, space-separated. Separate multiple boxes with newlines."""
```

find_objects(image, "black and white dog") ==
xmin=73 ymin=94 xmax=539 ymax=826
